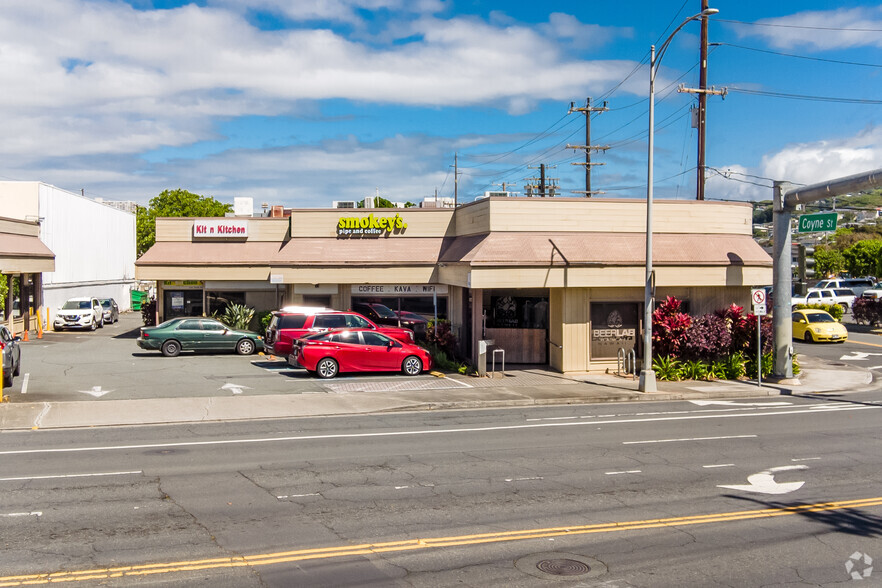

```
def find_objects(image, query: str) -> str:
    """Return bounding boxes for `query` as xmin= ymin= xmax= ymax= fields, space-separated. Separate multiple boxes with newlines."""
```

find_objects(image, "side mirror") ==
xmin=387 ymin=340 xmax=395 ymax=348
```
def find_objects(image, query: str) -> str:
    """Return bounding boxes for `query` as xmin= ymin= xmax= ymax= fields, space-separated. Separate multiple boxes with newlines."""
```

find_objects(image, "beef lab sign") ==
xmin=193 ymin=219 xmax=248 ymax=238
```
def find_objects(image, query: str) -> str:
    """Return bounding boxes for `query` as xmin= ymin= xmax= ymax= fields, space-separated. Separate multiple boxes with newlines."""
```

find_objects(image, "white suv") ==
xmin=54 ymin=297 xmax=104 ymax=331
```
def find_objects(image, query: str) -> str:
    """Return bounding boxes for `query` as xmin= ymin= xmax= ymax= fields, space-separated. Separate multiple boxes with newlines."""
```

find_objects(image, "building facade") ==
xmin=0 ymin=217 xmax=56 ymax=333
xmin=0 ymin=182 xmax=137 ymax=319
xmin=136 ymin=197 xmax=772 ymax=373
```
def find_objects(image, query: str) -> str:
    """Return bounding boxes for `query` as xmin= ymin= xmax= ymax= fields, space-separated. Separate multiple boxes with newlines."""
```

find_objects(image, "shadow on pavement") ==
xmin=724 ymin=495 xmax=882 ymax=538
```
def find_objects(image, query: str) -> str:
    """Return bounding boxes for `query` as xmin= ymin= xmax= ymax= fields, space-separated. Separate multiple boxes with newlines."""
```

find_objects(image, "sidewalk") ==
xmin=0 ymin=355 xmax=875 ymax=431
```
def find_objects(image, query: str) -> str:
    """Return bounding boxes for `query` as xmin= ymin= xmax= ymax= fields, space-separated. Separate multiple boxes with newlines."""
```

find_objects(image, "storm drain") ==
xmin=515 ymin=552 xmax=607 ymax=581
xmin=536 ymin=558 xmax=591 ymax=576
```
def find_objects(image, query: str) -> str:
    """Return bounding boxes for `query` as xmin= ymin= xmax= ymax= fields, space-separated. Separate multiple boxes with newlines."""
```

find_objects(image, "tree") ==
xmin=357 ymin=197 xmax=417 ymax=208
xmin=843 ymin=239 xmax=882 ymax=277
xmin=137 ymin=189 xmax=232 ymax=256
xmin=813 ymin=246 xmax=846 ymax=278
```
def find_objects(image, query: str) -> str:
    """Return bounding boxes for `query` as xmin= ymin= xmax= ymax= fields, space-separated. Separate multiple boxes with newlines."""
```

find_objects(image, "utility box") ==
xmin=477 ymin=339 xmax=495 ymax=377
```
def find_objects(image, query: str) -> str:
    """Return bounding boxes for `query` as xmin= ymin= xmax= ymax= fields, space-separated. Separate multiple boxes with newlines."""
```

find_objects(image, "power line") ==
xmin=716 ymin=42 xmax=882 ymax=68
xmin=727 ymin=87 xmax=882 ymax=105
xmin=715 ymin=17 xmax=882 ymax=33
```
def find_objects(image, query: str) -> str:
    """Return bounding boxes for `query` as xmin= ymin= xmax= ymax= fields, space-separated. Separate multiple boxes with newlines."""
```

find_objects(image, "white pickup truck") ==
xmin=792 ymin=288 xmax=856 ymax=312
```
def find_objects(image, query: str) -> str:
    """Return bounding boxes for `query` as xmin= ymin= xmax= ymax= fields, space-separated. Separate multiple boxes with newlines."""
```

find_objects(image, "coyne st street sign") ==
xmin=797 ymin=212 xmax=837 ymax=233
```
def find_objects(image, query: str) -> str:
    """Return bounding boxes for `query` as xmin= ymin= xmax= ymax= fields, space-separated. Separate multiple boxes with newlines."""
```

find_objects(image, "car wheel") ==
xmin=90 ymin=319 xmax=97 ymax=331
xmin=402 ymin=355 xmax=423 ymax=376
xmin=2 ymin=369 xmax=11 ymax=388
xmin=98 ymin=316 xmax=104 ymax=328
xmin=236 ymin=339 xmax=256 ymax=355
xmin=804 ymin=332 xmax=814 ymax=343
xmin=316 ymin=358 xmax=339 ymax=379
xmin=13 ymin=357 xmax=20 ymax=376
xmin=840 ymin=303 xmax=849 ymax=313
xmin=161 ymin=340 xmax=181 ymax=357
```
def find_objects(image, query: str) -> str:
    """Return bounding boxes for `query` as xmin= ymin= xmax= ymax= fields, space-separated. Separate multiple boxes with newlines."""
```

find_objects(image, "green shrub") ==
xmin=256 ymin=310 xmax=273 ymax=333
xmin=745 ymin=352 xmax=774 ymax=379
xmin=221 ymin=303 xmax=255 ymax=330
xmin=722 ymin=351 xmax=746 ymax=380
xmin=708 ymin=359 xmax=727 ymax=380
xmin=680 ymin=359 xmax=708 ymax=380
xmin=652 ymin=355 xmax=681 ymax=381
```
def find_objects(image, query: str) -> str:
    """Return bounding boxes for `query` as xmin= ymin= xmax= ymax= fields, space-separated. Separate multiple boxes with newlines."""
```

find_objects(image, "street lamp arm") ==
xmin=652 ymin=9 xmax=719 ymax=80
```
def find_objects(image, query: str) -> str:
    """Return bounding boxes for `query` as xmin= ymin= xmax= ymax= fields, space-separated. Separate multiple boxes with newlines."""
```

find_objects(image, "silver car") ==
xmin=99 ymin=298 xmax=119 ymax=324
xmin=1 ymin=325 xmax=21 ymax=388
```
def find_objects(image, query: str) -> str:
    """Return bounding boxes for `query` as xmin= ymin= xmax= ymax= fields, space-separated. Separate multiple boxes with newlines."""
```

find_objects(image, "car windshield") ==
xmin=369 ymin=304 xmax=398 ymax=319
xmin=100 ymin=300 xmax=112 ymax=308
xmin=805 ymin=313 xmax=835 ymax=324
xmin=62 ymin=300 xmax=91 ymax=310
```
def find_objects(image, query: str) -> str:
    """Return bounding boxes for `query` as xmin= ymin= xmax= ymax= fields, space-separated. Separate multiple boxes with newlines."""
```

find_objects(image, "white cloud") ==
xmin=708 ymin=127 xmax=882 ymax=201
xmin=0 ymin=0 xmax=641 ymax=163
xmin=737 ymin=7 xmax=882 ymax=51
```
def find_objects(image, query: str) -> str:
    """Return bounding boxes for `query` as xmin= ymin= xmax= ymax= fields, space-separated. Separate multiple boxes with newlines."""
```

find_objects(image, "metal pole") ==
xmin=697 ymin=0 xmax=709 ymax=201
xmin=639 ymin=45 xmax=658 ymax=393
xmin=772 ymin=181 xmax=794 ymax=378
xmin=756 ymin=316 xmax=762 ymax=387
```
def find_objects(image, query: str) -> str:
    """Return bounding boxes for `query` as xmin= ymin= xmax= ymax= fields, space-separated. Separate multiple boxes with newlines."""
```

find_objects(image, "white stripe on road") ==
xmin=277 ymin=493 xmax=319 ymax=499
xmin=0 ymin=405 xmax=873 ymax=456
xmin=791 ymin=457 xmax=822 ymax=462
xmin=0 ymin=511 xmax=42 ymax=518
xmin=20 ymin=373 xmax=29 ymax=395
xmin=0 ymin=471 xmax=142 ymax=482
xmin=702 ymin=464 xmax=736 ymax=468
xmin=623 ymin=435 xmax=757 ymax=445
xmin=605 ymin=470 xmax=641 ymax=475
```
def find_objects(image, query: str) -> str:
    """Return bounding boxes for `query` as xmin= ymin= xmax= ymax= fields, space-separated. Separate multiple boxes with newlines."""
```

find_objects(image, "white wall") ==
xmin=34 ymin=183 xmax=137 ymax=313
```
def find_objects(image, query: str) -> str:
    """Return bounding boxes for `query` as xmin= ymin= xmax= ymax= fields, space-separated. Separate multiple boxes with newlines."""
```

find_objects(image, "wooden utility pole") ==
xmin=525 ymin=164 xmax=558 ymax=197
xmin=454 ymin=153 xmax=458 ymax=207
xmin=697 ymin=0 xmax=709 ymax=200
xmin=566 ymin=98 xmax=609 ymax=196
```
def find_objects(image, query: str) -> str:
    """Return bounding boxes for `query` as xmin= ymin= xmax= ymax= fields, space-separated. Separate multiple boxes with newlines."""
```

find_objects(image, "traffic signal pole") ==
xmin=771 ymin=168 xmax=882 ymax=379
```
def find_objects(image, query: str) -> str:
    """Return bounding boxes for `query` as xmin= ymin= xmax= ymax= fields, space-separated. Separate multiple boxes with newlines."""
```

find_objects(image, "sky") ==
xmin=2 ymin=0 xmax=882 ymax=209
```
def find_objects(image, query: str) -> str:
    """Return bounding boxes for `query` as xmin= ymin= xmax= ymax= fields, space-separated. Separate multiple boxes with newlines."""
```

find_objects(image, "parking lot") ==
xmin=1 ymin=311 xmax=453 ymax=403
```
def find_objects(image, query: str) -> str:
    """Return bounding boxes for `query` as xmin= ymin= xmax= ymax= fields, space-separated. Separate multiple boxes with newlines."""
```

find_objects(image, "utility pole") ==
xmin=453 ymin=153 xmax=458 ymax=207
xmin=698 ymin=0 xmax=709 ymax=200
xmin=524 ymin=164 xmax=558 ymax=197
xmin=566 ymin=98 xmax=609 ymax=196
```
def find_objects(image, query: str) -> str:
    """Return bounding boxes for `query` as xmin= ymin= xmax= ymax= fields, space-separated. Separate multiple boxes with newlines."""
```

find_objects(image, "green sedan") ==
xmin=137 ymin=317 xmax=264 ymax=357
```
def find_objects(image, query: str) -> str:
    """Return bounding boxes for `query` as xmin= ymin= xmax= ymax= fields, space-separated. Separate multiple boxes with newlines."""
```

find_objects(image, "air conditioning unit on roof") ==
xmin=332 ymin=201 xmax=357 ymax=208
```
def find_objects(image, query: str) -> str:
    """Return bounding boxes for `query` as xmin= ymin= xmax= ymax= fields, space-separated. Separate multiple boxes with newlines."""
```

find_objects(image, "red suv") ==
xmin=265 ymin=308 xmax=415 ymax=357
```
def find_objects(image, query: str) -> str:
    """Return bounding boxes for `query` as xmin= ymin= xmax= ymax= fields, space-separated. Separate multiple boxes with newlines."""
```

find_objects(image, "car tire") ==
xmin=161 ymin=340 xmax=181 ymax=357
xmin=2 ymin=370 xmax=11 ymax=388
xmin=316 ymin=358 xmax=339 ymax=379
xmin=236 ymin=339 xmax=256 ymax=355
xmin=98 ymin=316 xmax=104 ymax=328
xmin=402 ymin=355 xmax=423 ymax=376
xmin=90 ymin=319 xmax=97 ymax=331
xmin=804 ymin=332 xmax=813 ymax=343
xmin=13 ymin=357 xmax=20 ymax=377
xmin=840 ymin=303 xmax=849 ymax=313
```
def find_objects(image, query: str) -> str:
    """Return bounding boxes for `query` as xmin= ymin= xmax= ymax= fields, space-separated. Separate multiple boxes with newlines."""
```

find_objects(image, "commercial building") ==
xmin=136 ymin=197 xmax=771 ymax=373
xmin=0 ymin=217 xmax=56 ymax=333
xmin=0 ymin=182 xmax=137 ymax=326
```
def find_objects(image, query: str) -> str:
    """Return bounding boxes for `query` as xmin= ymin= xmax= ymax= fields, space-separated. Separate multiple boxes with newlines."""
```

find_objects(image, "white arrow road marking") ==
xmin=718 ymin=465 xmax=808 ymax=495
xmin=690 ymin=400 xmax=792 ymax=407
xmin=840 ymin=351 xmax=882 ymax=361
xmin=221 ymin=383 xmax=252 ymax=395
xmin=0 ymin=511 xmax=42 ymax=518
xmin=77 ymin=386 xmax=111 ymax=397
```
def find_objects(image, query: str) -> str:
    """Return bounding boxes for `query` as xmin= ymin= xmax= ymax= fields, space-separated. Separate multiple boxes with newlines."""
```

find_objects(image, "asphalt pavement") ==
xmin=0 ymin=311 xmax=879 ymax=431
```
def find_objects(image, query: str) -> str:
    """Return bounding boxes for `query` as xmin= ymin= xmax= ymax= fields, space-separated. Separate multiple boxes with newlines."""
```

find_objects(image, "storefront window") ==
xmin=207 ymin=291 xmax=246 ymax=316
xmin=487 ymin=296 xmax=547 ymax=329
xmin=164 ymin=290 xmax=204 ymax=319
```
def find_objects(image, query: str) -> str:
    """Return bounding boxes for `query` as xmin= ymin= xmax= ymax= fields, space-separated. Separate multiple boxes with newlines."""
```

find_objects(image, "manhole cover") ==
xmin=536 ymin=558 xmax=591 ymax=576
xmin=515 ymin=552 xmax=607 ymax=581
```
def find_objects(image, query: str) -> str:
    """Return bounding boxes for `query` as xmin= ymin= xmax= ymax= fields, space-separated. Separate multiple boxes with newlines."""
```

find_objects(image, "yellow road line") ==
xmin=3 ymin=496 xmax=882 ymax=585
xmin=850 ymin=339 xmax=882 ymax=348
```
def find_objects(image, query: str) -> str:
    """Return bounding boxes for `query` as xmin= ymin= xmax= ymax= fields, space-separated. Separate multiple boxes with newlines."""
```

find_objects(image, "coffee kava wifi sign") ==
xmin=337 ymin=213 xmax=408 ymax=237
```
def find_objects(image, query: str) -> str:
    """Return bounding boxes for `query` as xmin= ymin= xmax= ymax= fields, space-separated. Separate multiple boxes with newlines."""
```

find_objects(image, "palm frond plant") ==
xmin=221 ymin=303 xmax=255 ymax=330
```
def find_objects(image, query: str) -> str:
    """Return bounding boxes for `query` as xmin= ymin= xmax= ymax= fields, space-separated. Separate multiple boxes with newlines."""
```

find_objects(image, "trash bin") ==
xmin=131 ymin=290 xmax=147 ymax=311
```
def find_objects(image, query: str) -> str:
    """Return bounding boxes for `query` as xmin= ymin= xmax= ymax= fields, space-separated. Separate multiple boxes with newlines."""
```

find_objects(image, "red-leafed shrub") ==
xmin=682 ymin=313 xmax=732 ymax=361
xmin=853 ymin=297 xmax=882 ymax=326
xmin=652 ymin=296 xmax=692 ymax=357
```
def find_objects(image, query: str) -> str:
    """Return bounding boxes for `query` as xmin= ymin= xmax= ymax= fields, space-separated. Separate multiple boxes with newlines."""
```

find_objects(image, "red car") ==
xmin=289 ymin=329 xmax=432 ymax=379
xmin=265 ymin=308 xmax=415 ymax=356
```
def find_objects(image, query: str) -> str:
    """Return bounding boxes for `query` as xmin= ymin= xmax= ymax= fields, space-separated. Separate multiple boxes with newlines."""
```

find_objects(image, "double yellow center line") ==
xmin=3 ymin=495 xmax=882 ymax=585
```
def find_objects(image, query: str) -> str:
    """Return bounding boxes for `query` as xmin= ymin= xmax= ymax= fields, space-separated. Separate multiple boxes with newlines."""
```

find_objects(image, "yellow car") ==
xmin=792 ymin=309 xmax=848 ymax=343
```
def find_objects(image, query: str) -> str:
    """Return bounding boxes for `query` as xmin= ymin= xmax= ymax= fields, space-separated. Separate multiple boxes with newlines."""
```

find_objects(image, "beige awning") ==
xmin=0 ymin=232 xmax=55 ymax=273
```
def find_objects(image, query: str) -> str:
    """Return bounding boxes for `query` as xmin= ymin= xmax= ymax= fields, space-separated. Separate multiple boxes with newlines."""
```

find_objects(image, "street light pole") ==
xmin=639 ymin=7 xmax=719 ymax=393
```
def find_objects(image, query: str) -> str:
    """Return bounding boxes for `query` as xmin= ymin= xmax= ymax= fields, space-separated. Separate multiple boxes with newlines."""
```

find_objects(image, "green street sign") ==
xmin=797 ymin=212 xmax=837 ymax=233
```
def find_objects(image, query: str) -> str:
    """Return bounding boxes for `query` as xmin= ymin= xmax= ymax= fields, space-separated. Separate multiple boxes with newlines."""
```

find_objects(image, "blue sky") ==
xmin=1 ymin=0 xmax=881 ymax=207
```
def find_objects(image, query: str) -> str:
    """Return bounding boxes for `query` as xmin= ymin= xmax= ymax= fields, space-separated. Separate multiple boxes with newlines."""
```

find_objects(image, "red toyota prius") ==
xmin=289 ymin=328 xmax=432 ymax=379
